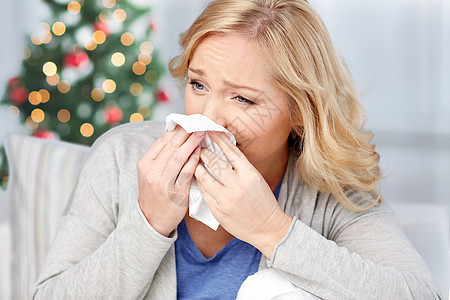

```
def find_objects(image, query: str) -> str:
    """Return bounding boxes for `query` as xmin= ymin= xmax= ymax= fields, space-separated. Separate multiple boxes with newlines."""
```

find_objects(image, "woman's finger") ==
xmin=144 ymin=127 xmax=193 ymax=176
xmin=193 ymin=177 xmax=221 ymax=216
xmin=177 ymin=147 xmax=201 ymax=188
xmin=164 ymin=131 xmax=205 ymax=187
xmin=168 ymin=146 xmax=201 ymax=207
xmin=156 ymin=127 xmax=191 ymax=163
xmin=194 ymin=162 xmax=224 ymax=200
xmin=198 ymin=147 xmax=234 ymax=185
xmin=141 ymin=129 xmax=178 ymax=162
xmin=208 ymin=131 xmax=246 ymax=171
xmin=141 ymin=125 xmax=189 ymax=162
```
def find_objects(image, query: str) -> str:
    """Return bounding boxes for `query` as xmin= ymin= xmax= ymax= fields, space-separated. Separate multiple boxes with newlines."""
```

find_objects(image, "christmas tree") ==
xmin=0 ymin=0 xmax=166 ymax=188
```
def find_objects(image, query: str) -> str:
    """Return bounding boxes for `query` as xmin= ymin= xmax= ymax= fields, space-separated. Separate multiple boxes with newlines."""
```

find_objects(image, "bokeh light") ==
xmin=31 ymin=108 xmax=45 ymax=123
xmin=130 ymin=83 xmax=143 ymax=96
xmin=31 ymin=35 xmax=41 ymax=46
xmin=102 ymin=0 xmax=116 ymax=8
xmin=28 ymin=91 xmax=42 ymax=105
xmin=84 ymin=38 xmax=97 ymax=51
xmin=91 ymin=88 xmax=105 ymax=102
xmin=130 ymin=113 xmax=144 ymax=122
xmin=111 ymin=52 xmax=125 ymax=67
xmin=120 ymin=32 xmax=134 ymax=46
xmin=57 ymin=80 xmax=71 ymax=93
xmin=80 ymin=123 xmax=94 ymax=137
xmin=140 ymin=42 xmax=154 ymax=55
xmin=42 ymin=33 xmax=52 ymax=44
xmin=93 ymin=30 xmax=106 ymax=44
xmin=52 ymin=21 xmax=66 ymax=36
xmin=138 ymin=53 xmax=152 ymax=65
xmin=43 ymin=61 xmax=57 ymax=76
xmin=99 ymin=11 xmax=111 ymax=23
xmin=102 ymin=79 xmax=116 ymax=93
xmin=39 ymin=89 xmax=50 ymax=103
xmin=113 ymin=9 xmax=127 ymax=23
xmin=138 ymin=105 xmax=151 ymax=118
xmin=31 ymin=23 xmax=52 ymax=45
xmin=132 ymin=61 xmax=146 ymax=75
xmin=46 ymin=74 xmax=60 ymax=86
xmin=26 ymin=117 xmax=39 ymax=130
xmin=57 ymin=109 xmax=71 ymax=123
xmin=68 ymin=1 xmax=81 ymax=15
xmin=40 ymin=23 xmax=50 ymax=33
xmin=7 ymin=106 xmax=20 ymax=119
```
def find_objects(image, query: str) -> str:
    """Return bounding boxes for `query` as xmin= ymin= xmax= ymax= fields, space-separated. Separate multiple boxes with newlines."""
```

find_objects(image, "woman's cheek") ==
xmin=232 ymin=121 xmax=263 ymax=153
xmin=184 ymin=93 xmax=198 ymax=114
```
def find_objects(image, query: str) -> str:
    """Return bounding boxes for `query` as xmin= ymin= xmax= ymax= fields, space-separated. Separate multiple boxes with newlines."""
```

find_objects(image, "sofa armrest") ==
xmin=5 ymin=135 xmax=89 ymax=300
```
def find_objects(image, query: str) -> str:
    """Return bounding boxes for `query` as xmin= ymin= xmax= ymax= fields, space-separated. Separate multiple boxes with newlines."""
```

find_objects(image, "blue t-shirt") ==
xmin=175 ymin=177 xmax=283 ymax=299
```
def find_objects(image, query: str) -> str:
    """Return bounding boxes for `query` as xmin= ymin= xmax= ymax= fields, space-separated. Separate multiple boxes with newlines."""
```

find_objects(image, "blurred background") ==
xmin=0 ymin=0 xmax=449 ymax=297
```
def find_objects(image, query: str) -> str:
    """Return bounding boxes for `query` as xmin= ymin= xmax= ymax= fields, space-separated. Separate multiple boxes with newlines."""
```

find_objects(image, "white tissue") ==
xmin=164 ymin=113 xmax=236 ymax=230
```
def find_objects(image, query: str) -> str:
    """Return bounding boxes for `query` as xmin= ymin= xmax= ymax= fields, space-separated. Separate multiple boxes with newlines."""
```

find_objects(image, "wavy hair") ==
xmin=169 ymin=0 xmax=381 ymax=211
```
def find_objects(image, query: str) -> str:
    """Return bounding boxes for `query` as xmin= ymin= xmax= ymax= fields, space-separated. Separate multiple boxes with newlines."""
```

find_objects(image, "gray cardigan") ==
xmin=33 ymin=121 xmax=441 ymax=299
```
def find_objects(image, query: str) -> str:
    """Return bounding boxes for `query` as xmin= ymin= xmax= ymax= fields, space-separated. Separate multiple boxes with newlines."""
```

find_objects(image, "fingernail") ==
xmin=194 ymin=146 xmax=201 ymax=154
xmin=195 ymin=131 xmax=205 ymax=137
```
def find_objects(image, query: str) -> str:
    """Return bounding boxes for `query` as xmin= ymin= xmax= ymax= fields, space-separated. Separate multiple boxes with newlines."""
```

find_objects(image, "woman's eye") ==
xmin=235 ymin=96 xmax=254 ymax=105
xmin=189 ymin=81 xmax=204 ymax=91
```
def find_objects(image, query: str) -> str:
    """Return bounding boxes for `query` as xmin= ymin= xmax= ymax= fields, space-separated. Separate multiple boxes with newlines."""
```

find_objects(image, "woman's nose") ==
xmin=201 ymin=98 xmax=226 ymax=127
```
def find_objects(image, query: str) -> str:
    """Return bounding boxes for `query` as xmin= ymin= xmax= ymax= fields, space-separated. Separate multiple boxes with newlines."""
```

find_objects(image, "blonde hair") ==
xmin=169 ymin=0 xmax=381 ymax=211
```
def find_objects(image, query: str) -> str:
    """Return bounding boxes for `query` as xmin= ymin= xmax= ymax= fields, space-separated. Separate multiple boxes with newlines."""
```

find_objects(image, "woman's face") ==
xmin=184 ymin=33 xmax=292 ymax=178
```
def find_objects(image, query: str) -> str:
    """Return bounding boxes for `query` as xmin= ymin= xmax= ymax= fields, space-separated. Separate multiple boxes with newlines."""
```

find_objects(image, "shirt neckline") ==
xmin=178 ymin=218 xmax=239 ymax=262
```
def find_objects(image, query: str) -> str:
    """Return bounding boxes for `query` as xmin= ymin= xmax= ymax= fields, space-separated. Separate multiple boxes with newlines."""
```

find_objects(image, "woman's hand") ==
xmin=194 ymin=131 xmax=292 ymax=258
xmin=137 ymin=126 xmax=205 ymax=237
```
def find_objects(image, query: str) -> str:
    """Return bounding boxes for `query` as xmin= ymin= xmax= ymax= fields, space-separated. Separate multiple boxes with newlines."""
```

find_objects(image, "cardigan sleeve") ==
xmin=33 ymin=124 xmax=176 ymax=300
xmin=268 ymin=197 xmax=442 ymax=299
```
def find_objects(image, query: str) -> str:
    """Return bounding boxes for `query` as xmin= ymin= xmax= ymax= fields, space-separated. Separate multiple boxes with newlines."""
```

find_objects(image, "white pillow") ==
xmin=5 ymin=135 xmax=89 ymax=300
xmin=236 ymin=268 xmax=320 ymax=300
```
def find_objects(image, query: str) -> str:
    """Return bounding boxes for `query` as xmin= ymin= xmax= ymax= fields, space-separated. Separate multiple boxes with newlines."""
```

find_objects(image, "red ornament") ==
xmin=9 ymin=85 xmax=29 ymax=105
xmin=105 ymin=106 xmax=123 ymax=124
xmin=156 ymin=90 xmax=169 ymax=102
xmin=32 ymin=130 xmax=56 ymax=140
xmin=94 ymin=21 xmax=110 ymax=36
xmin=150 ymin=21 xmax=158 ymax=31
xmin=8 ymin=77 xmax=20 ymax=88
xmin=63 ymin=52 xmax=89 ymax=68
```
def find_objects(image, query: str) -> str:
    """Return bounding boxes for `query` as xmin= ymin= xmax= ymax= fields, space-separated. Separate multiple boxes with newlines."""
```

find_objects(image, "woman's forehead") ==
xmin=190 ymin=34 xmax=271 ymax=80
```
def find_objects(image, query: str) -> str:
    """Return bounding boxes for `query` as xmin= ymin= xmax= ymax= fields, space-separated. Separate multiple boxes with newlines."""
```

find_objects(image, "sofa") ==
xmin=0 ymin=134 xmax=449 ymax=299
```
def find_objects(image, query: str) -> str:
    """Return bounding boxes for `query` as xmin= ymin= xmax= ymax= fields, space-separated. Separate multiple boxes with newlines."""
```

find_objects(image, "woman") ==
xmin=34 ymin=0 xmax=441 ymax=299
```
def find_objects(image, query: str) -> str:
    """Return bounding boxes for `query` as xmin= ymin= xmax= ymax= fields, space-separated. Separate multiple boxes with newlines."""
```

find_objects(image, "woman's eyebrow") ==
xmin=223 ymin=80 xmax=259 ymax=93
xmin=188 ymin=67 xmax=205 ymax=76
xmin=188 ymin=67 xmax=260 ymax=93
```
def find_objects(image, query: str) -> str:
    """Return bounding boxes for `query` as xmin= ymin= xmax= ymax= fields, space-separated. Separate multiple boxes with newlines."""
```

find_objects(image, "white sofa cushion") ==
xmin=5 ymin=135 xmax=89 ymax=300
xmin=390 ymin=202 xmax=450 ymax=299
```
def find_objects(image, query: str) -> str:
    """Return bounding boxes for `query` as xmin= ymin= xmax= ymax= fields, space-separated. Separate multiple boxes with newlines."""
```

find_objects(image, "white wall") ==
xmin=310 ymin=0 xmax=450 ymax=136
